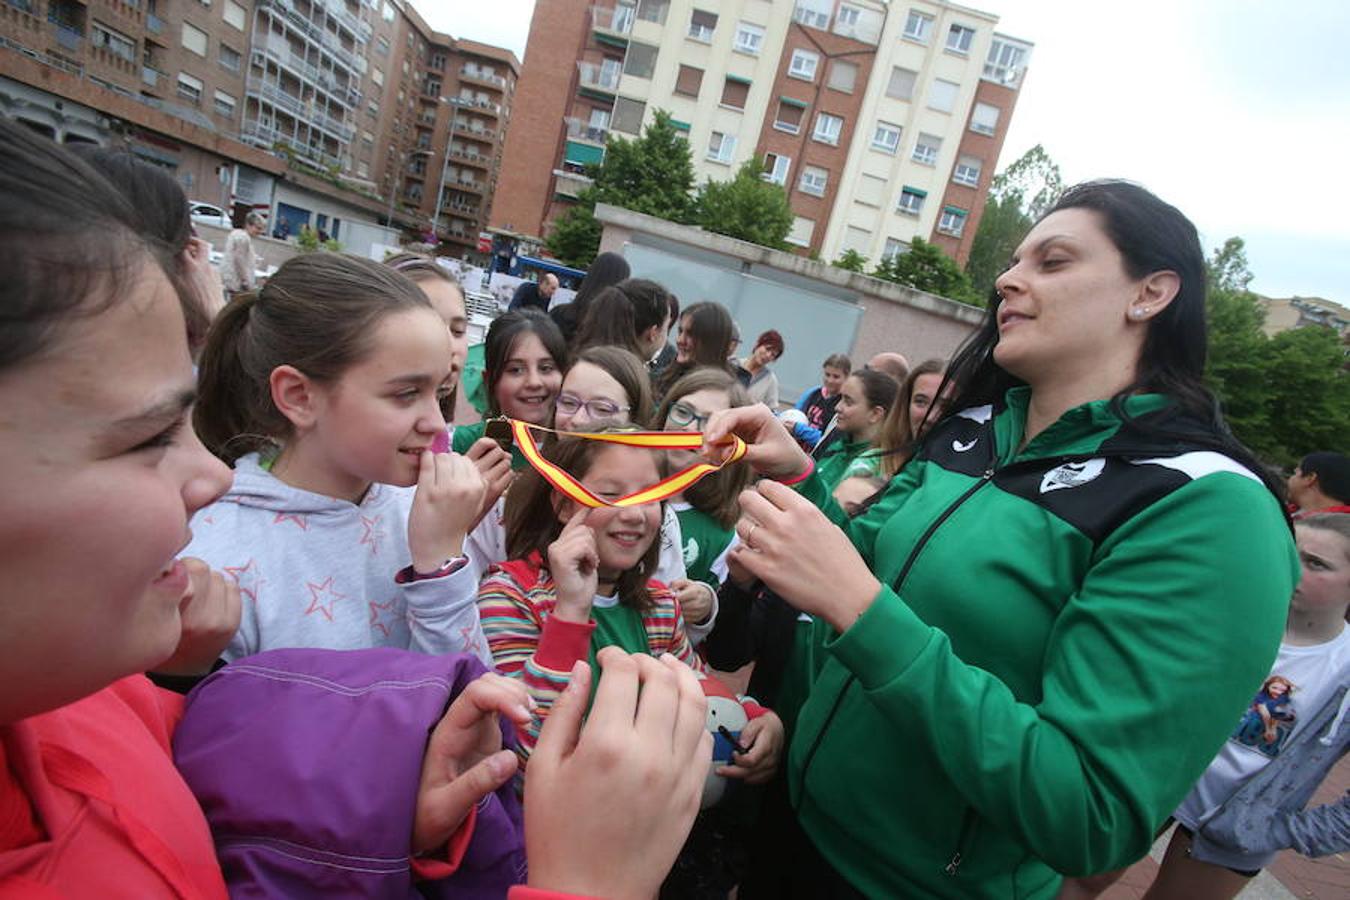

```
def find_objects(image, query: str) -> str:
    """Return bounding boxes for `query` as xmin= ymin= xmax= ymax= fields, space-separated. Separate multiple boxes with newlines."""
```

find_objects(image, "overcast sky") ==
xmin=419 ymin=0 xmax=1350 ymax=307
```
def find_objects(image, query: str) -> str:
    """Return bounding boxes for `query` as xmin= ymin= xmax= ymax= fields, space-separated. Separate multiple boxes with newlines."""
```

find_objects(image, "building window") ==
xmin=176 ymin=72 xmax=203 ymax=104
xmin=219 ymin=44 xmax=240 ymax=73
xmin=787 ymin=215 xmax=815 ymax=247
xmin=886 ymin=66 xmax=917 ymax=101
xmin=763 ymin=152 xmax=790 ymax=185
xmin=773 ymin=100 xmax=804 ymax=134
xmin=367 ymin=100 xmax=380 ymax=119
xmin=589 ymin=107 xmax=611 ymax=132
xmin=898 ymin=187 xmax=926 ymax=216
xmin=375 ymin=35 xmax=389 ymax=56
xmin=789 ymin=49 xmax=819 ymax=81
xmin=381 ymin=1 xmax=395 ymax=23
xmin=970 ymin=102 xmax=1000 ymax=135
xmin=836 ymin=4 xmax=861 ymax=27
xmin=871 ymin=121 xmax=902 ymax=154
xmin=372 ymin=67 xmax=384 ymax=87
xmin=843 ymin=225 xmax=870 ymax=255
xmin=734 ymin=21 xmax=764 ymax=55
xmin=799 ymin=165 xmax=828 ymax=197
xmin=812 ymin=112 xmax=842 ymax=145
xmin=856 ymin=173 xmax=886 ymax=207
xmin=213 ymin=89 xmax=236 ymax=117
xmin=223 ymin=0 xmax=246 ymax=30
xmin=938 ymin=207 xmax=968 ymax=236
xmin=625 ymin=42 xmax=657 ymax=79
xmin=792 ymin=1 xmax=829 ymax=29
xmin=927 ymin=79 xmax=959 ymax=113
xmin=913 ymin=132 xmax=942 ymax=165
xmin=903 ymin=10 xmax=932 ymax=43
xmin=613 ymin=97 xmax=646 ymax=133
xmin=181 ymin=22 xmax=207 ymax=57
xmin=675 ymin=64 xmax=703 ymax=97
xmin=827 ymin=60 xmax=858 ymax=93
xmin=953 ymin=155 xmax=983 ymax=187
xmin=985 ymin=38 xmax=1028 ymax=85
xmin=946 ymin=24 xmax=975 ymax=54
xmin=91 ymin=22 xmax=136 ymax=62
xmin=883 ymin=237 xmax=906 ymax=261
xmin=688 ymin=9 xmax=717 ymax=43
xmin=720 ymin=78 xmax=749 ymax=110
xmin=706 ymin=131 xmax=736 ymax=164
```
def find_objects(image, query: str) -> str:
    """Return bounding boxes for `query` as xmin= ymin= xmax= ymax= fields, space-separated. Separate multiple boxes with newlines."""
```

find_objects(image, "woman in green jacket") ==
xmin=708 ymin=181 xmax=1298 ymax=899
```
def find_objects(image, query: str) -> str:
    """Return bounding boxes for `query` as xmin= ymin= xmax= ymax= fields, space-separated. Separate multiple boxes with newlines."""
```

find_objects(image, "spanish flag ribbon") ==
xmin=506 ymin=418 xmax=747 ymax=508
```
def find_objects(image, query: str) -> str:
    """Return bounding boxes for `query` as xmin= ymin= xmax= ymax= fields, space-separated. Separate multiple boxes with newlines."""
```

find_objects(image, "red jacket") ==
xmin=0 ymin=677 xmax=226 ymax=898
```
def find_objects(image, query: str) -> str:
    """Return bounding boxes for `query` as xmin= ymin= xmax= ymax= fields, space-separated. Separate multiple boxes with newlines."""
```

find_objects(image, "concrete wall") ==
xmin=595 ymin=203 xmax=981 ymax=392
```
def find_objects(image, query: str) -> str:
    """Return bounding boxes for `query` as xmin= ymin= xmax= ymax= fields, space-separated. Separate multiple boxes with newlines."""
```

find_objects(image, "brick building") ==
xmin=493 ymin=0 xmax=1032 ymax=267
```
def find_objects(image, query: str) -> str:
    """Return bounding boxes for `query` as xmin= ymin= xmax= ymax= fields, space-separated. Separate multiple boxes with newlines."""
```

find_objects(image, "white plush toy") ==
xmin=698 ymin=672 xmax=749 ymax=808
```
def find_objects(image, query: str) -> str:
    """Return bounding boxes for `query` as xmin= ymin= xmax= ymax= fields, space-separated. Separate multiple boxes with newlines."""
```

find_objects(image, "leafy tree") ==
xmin=1263 ymin=326 xmax=1350 ymax=464
xmin=1207 ymin=236 xmax=1255 ymax=293
xmin=965 ymin=144 xmax=1064 ymax=298
xmin=694 ymin=159 xmax=793 ymax=249
xmin=872 ymin=237 xmax=982 ymax=306
xmin=546 ymin=110 xmax=696 ymax=267
xmin=832 ymin=249 xmax=867 ymax=272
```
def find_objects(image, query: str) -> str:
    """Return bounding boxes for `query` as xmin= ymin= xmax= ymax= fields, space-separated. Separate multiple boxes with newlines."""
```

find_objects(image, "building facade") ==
xmin=493 ymin=0 xmax=1031 ymax=267
xmin=0 ymin=0 xmax=516 ymax=257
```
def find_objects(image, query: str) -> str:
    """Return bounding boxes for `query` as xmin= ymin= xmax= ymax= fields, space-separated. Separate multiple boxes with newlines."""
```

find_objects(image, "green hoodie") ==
xmin=815 ymin=435 xmax=883 ymax=494
xmin=785 ymin=388 xmax=1297 ymax=898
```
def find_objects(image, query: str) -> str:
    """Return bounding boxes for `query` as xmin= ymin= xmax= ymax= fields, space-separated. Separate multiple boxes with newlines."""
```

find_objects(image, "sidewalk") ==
xmin=1101 ymin=756 xmax=1348 ymax=900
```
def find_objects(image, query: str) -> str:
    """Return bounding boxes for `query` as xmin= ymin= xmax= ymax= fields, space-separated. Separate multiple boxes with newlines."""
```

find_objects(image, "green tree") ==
xmin=832 ymin=249 xmax=868 ymax=272
xmin=1262 ymin=326 xmax=1350 ymax=465
xmin=965 ymin=144 xmax=1064 ymax=298
xmin=694 ymin=158 xmax=793 ymax=249
xmin=546 ymin=110 xmax=697 ymax=267
xmin=873 ymin=237 xmax=981 ymax=306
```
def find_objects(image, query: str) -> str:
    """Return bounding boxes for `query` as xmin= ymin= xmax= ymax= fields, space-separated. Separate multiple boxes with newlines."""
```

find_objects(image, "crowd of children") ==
xmin=2 ymin=121 xmax=1345 ymax=900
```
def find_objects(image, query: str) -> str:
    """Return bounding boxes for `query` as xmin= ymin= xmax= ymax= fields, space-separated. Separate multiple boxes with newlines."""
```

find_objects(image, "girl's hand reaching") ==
xmin=408 ymin=450 xmax=487 ymax=574
xmin=547 ymin=509 xmax=599 ymax=624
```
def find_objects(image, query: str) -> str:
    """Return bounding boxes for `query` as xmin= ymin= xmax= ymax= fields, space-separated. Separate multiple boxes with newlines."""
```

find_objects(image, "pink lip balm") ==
xmin=430 ymin=431 xmax=451 ymax=454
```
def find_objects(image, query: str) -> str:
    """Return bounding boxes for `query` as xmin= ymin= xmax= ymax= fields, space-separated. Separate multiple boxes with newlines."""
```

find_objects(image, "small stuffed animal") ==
xmin=698 ymin=673 xmax=749 ymax=808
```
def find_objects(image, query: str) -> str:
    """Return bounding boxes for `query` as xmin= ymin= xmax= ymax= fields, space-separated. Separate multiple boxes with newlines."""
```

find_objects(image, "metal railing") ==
xmin=577 ymin=60 xmax=620 ymax=91
xmin=564 ymin=116 xmax=608 ymax=144
xmin=590 ymin=4 xmax=634 ymax=35
xmin=458 ymin=65 xmax=505 ymax=89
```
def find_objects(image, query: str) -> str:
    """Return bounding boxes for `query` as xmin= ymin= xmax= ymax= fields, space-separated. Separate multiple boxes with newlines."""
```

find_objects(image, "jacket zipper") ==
xmin=797 ymin=468 xmax=997 ymax=793
xmin=945 ymin=808 xmax=977 ymax=876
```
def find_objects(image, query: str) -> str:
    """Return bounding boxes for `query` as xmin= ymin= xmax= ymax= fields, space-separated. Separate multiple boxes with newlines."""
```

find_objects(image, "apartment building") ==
xmin=0 ymin=0 xmax=516 ymax=256
xmin=493 ymin=0 xmax=1031 ymax=267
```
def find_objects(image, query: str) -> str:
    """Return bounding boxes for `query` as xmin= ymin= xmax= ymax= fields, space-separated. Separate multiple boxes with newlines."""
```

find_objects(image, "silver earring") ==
xmin=1132 ymin=307 xmax=1147 ymax=318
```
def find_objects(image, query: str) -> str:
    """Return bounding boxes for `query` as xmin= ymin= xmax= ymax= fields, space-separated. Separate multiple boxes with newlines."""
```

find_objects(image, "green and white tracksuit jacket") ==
xmin=784 ymin=387 xmax=1299 ymax=898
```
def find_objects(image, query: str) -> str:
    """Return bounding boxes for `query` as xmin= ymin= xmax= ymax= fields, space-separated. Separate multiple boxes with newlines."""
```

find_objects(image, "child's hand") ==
xmin=671 ymin=578 xmax=714 ymax=625
xmin=716 ymin=710 xmax=784 ymax=785
xmin=547 ymin=509 xmax=599 ymax=623
xmin=411 ymin=673 xmax=533 ymax=855
xmin=408 ymin=451 xmax=487 ymax=573
xmin=524 ymin=650 xmax=710 ymax=898
xmin=725 ymin=548 xmax=755 ymax=589
xmin=463 ymin=437 xmax=513 ymax=528
xmin=152 ymin=557 xmax=241 ymax=676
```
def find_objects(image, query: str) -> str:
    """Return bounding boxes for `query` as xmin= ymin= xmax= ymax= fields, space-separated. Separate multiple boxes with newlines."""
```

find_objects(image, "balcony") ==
xmin=449 ymin=176 xmax=483 ymax=195
xmin=449 ymin=145 xmax=490 ymax=168
xmin=564 ymin=116 xmax=608 ymax=145
xmin=552 ymin=168 xmax=593 ymax=199
xmin=459 ymin=96 xmax=501 ymax=116
xmin=146 ymin=13 xmax=163 ymax=34
xmin=141 ymin=65 xmax=162 ymax=87
xmin=577 ymin=60 xmax=620 ymax=94
xmin=246 ymin=78 xmax=355 ymax=142
xmin=253 ymin=39 xmax=357 ymax=109
xmin=49 ymin=20 xmax=83 ymax=52
xmin=590 ymin=4 xmax=634 ymax=44
xmin=5 ymin=0 xmax=37 ymax=14
xmin=451 ymin=116 xmax=496 ymax=141
xmin=317 ymin=0 xmax=365 ymax=43
xmin=458 ymin=65 xmax=506 ymax=90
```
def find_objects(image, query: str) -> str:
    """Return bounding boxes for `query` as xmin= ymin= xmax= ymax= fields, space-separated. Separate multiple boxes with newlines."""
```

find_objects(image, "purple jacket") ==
xmin=172 ymin=648 xmax=526 ymax=898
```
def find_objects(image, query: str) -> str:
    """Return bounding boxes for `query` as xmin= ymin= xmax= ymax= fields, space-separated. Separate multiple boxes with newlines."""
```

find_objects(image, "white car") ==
xmin=189 ymin=201 xmax=231 ymax=229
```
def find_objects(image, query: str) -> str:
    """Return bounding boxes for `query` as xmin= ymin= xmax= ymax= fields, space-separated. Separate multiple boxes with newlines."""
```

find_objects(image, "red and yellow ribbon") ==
xmin=505 ymin=418 xmax=747 ymax=508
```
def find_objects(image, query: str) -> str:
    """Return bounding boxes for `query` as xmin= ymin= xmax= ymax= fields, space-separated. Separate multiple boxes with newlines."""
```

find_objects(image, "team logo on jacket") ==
xmin=1039 ymin=459 xmax=1106 ymax=493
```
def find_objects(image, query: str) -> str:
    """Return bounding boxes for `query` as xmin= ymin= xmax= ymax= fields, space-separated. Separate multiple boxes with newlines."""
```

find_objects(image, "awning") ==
xmin=778 ymin=95 xmax=808 ymax=108
xmin=564 ymin=140 xmax=605 ymax=166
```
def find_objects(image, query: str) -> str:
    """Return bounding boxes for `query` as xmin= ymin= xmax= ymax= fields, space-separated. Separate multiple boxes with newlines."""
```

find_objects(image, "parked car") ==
xmin=189 ymin=201 xmax=231 ymax=229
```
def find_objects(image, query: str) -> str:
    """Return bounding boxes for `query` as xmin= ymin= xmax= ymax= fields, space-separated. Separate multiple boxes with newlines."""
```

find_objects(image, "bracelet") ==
xmin=775 ymin=457 xmax=815 ymax=486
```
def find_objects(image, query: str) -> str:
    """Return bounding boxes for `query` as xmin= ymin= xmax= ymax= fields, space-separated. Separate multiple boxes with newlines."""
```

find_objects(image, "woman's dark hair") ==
xmin=656 ymin=301 xmax=736 ymax=397
xmin=850 ymin=368 xmax=900 ymax=419
xmin=573 ymin=286 xmax=643 ymax=358
xmin=503 ymin=430 xmax=665 ymax=612
xmin=67 ymin=145 xmax=214 ymax=351
xmin=654 ymin=367 xmax=752 ymax=529
xmin=618 ymin=278 xmax=673 ymax=335
xmin=194 ymin=253 xmax=434 ymax=464
xmin=823 ymin=353 xmax=852 ymax=375
xmin=0 ymin=121 xmax=168 ymax=372
xmin=553 ymin=251 xmax=632 ymax=345
xmin=1298 ymin=452 xmax=1350 ymax=505
xmin=570 ymin=345 xmax=655 ymax=429
xmin=484 ymin=308 xmax=569 ymax=415
xmin=876 ymin=359 xmax=945 ymax=477
xmin=754 ymin=330 xmax=785 ymax=359
xmin=940 ymin=178 xmax=1287 ymax=509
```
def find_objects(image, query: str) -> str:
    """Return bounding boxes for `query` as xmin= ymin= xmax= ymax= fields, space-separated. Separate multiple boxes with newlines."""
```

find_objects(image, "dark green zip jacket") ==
xmin=786 ymin=387 xmax=1298 ymax=898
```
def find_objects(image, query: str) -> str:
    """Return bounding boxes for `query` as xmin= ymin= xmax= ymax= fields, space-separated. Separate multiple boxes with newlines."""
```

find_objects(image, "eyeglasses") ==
xmin=666 ymin=401 xmax=712 ymax=430
xmin=555 ymin=393 xmax=629 ymax=420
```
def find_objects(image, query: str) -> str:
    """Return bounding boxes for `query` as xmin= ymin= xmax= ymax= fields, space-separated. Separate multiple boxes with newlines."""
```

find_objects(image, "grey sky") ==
xmin=419 ymin=0 xmax=1350 ymax=307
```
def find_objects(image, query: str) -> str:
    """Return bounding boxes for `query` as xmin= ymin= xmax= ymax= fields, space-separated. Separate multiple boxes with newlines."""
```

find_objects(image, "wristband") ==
xmin=399 ymin=556 xmax=469 ymax=582
xmin=775 ymin=457 xmax=815 ymax=486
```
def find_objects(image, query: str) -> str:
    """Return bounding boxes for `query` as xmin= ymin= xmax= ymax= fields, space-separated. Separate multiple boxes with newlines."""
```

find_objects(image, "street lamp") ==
xmin=431 ymin=96 xmax=465 ymax=240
